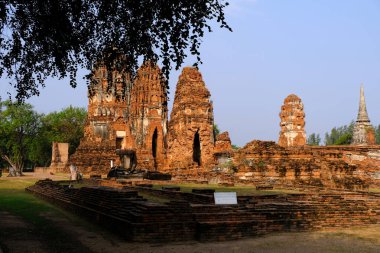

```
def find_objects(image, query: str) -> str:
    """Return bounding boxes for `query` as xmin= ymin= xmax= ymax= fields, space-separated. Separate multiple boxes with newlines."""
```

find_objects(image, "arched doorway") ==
xmin=193 ymin=131 xmax=201 ymax=166
xmin=152 ymin=128 xmax=158 ymax=170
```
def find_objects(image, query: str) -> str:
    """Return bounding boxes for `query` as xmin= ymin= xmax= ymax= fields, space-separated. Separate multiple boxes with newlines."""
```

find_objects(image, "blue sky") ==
xmin=1 ymin=0 xmax=380 ymax=146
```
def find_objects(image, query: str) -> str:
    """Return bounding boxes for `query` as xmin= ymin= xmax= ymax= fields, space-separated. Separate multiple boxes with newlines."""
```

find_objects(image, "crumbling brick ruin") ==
xmin=69 ymin=65 xmax=131 ymax=173
xmin=70 ymin=63 xmax=169 ymax=173
xmin=70 ymin=65 xmax=217 ymax=173
xmin=168 ymin=92 xmax=379 ymax=190
xmin=129 ymin=62 xmax=169 ymax=170
xmin=49 ymin=142 xmax=69 ymax=170
xmin=213 ymin=131 xmax=233 ymax=166
xmin=278 ymin=94 xmax=306 ymax=147
xmin=166 ymin=67 xmax=215 ymax=169
xmin=214 ymin=131 xmax=233 ymax=154
xmin=27 ymin=179 xmax=380 ymax=242
xmin=233 ymin=141 xmax=378 ymax=190
xmin=168 ymin=139 xmax=379 ymax=190
xmin=32 ymin=78 xmax=380 ymax=243
xmin=69 ymin=64 xmax=380 ymax=190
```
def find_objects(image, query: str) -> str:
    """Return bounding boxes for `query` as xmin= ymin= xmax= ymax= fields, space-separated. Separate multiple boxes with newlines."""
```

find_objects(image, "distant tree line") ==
xmin=306 ymin=133 xmax=321 ymax=146
xmin=307 ymin=121 xmax=380 ymax=146
xmin=213 ymin=123 xmax=240 ymax=149
xmin=0 ymin=100 xmax=86 ymax=175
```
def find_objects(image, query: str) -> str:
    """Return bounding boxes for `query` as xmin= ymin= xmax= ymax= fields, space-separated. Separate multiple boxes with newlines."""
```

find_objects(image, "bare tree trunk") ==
xmin=1 ymin=155 xmax=22 ymax=177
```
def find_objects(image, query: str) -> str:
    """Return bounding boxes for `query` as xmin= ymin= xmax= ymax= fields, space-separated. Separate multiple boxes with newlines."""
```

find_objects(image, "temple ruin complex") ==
xmin=69 ymin=66 xmax=380 ymax=190
xmin=32 ymin=71 xmax=380 ymax=244
xmin=70 ymin=64 xmax=221 ymax=173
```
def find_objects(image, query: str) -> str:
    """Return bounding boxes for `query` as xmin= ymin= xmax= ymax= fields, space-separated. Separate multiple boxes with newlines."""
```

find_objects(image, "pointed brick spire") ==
xmin=352 ymin=84 xmax=375 ymax=145
xmin=356 ymin=84 xmax=370 ymax=123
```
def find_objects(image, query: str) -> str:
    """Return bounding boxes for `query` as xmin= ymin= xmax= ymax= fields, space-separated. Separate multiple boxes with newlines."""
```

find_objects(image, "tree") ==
xmin=307 ymin=133 xmax=321 ymax=146
xmin=375 ymin=125 xmax=380 ymax=145
xmin=41 ymin=106 xmax=87 ymax=155
xmin=231 ymin=144 xmax=240 ymax=150
xmin=213 ymin=124 xmax=221 ymax=137
xmin=0 ymin=104 xmax=87 ymax=172
xmin=0 ymin=100 xmax=42 ymax=176
xmin=324 ymin=121 xmax=354 ymax=145
xmin=0 ymin=1 xmax=231 ymax=101
xmin=26 ymin=106 xmax=87 ymax=167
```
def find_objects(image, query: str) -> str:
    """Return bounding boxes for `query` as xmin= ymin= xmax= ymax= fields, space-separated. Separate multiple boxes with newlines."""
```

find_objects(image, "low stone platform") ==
xmin=26 ymin=180 xmax=380 ymax=242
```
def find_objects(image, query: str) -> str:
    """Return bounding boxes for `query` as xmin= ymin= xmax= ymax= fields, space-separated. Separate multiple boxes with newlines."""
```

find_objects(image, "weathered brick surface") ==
xmin=68 ymin=66 xmax=380 ymax=189
xmin=69 ymin=65 xmax=131 ymax=173
xmin=169 ymin=141 xmax=380 ymax=190
xmin=27 ymin=180 xmax=380 ymax=242
xmin=129 ymin=62 xmax=168 ymax=170
xmin=166 ymin=67 xmax=215 ymax=170
xmin=278 ymin=94 xmax=306 ymax=147
xmin=50 ymin=142 xmax=69 ymax=170
xmin=232 ymin=141 xmax=376 ymax=190
xmin=70 ymin=63 xmax=169 ymax=173
xmin=214 ymin=132 xmax=232 ymax=154
xmin=70 ymin=65 xmax=219 ymax=174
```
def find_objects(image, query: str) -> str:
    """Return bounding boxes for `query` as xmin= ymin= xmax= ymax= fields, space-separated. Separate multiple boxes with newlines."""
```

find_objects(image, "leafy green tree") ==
xmin=324 ymin=121 xmax=355 ymax=145
xmin=375 ymin=125 xmax=380 ymax=145
xmin=334 ymin=133 xmax=352 ymax=145
xmin=0 ymin=100 xmax=42 ymax=176
xmin=307 ymin=133 xmax=321 ymax=146
xmin=28 ymin=132 xmax=51 ymax=168
xmin=0 ymin=1 xmax=231 ymax=101
xmin=29 ymin=106 xmax=87 ymax=167
xmin=0 ymin=103 xmax=86 ymax=173
xmin=213 ymin=124 xmax=221 ymax=137
xmin=41 ymin=106 xmax=87 ymax=155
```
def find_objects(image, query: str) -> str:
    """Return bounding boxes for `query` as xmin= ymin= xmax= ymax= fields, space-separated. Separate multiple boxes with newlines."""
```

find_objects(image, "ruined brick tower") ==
xmin=278 ymin=94 xmax=306 ymax=147
xmin=129 ymin=62 xmax=168 ymax=169
xmin=70 ymin=65 xmax=132 ymax=173
xmin=71 ymin=64 xmax=219 ymax=173
xmin=167 ymin=67 xmax=215 ymax=169
xmin=352 ymin=85 xmax=375 ymax=145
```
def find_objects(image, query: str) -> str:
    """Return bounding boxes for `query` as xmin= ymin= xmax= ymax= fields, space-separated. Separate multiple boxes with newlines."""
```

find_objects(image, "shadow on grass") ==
xmin=0 ymin=178 xmax=93 ymax=253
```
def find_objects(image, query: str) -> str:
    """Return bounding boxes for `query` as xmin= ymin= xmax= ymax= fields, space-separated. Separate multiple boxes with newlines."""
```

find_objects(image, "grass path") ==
xmin=0 ymin=176 xmax=93 ymax=253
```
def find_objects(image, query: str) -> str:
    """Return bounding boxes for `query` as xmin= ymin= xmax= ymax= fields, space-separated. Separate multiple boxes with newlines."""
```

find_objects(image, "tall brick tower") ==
xmin=129 ymin=62 xmax=169 ymax=170
xmin=69 ymin=65 xmax=132 ymax=173
xmin=278 ymin=94 xmax=306 ymax=147
xmin=167 ymin=67 xmax=215 ymax=169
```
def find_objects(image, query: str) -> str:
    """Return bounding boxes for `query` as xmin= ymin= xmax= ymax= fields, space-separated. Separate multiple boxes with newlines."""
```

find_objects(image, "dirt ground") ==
xmin=1 ymin=172 xmax=380 ymax=253
xmin=1 ymin=210 xmax=380 ymax=253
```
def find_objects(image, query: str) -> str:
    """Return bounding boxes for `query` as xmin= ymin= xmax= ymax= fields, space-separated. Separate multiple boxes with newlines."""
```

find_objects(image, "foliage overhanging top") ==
xmin=0 ymin=0 xmax=231 ymax=101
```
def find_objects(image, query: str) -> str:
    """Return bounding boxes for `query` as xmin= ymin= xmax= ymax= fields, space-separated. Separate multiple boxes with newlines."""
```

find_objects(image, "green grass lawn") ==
xmin=0 ymin=177 xmax=75 ymax=231
xmin=0 ymin=177 xmax=94 ymax=252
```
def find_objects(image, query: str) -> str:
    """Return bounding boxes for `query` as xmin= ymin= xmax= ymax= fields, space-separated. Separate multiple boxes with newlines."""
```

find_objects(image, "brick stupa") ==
xmin=278 ymin=94 xmax=306 ymax=147
xmin=166 ymin=67 xmax=215 ymax=169
xmin=129 ymin=62 xmax=168 ymax=169
xmin=69 ymin=65 xmax=131 ymax=172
